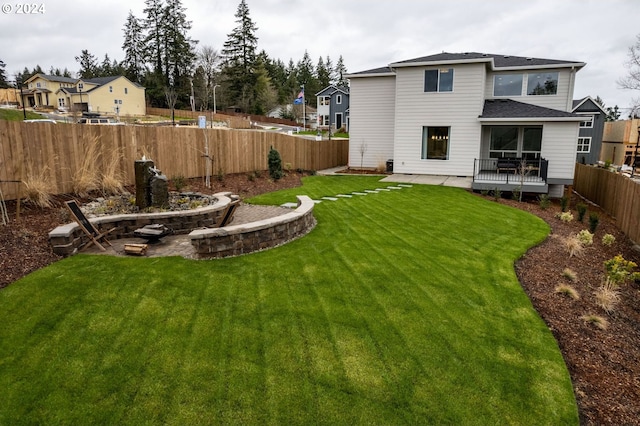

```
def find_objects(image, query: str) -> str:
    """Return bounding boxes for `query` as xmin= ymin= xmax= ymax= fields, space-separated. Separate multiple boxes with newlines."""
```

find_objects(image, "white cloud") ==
xmin=0 ymin=0 xmax=637 ymax=112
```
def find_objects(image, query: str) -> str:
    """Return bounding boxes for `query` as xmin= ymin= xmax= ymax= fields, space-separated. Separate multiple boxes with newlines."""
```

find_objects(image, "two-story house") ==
xmin=21 ymin=74 xmax=146 ymax=116
xmin=347 ymin=52 xmax=585 ymax=196
xmin=316 ymin=85 xmax=349 ymax=132
xmin=572 ymin=96 xmax=606 ymax=165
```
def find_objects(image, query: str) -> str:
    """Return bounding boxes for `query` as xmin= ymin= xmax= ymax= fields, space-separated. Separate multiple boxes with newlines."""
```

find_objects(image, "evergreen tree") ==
xmin=221 ymin=0 xmax=259 ymax=111
xmin=253 ymin=55 xmax=276 ymax=115
xmin=334 ymin=55 xmax=348 ymax=88
xmin=316 ymin=56 xmax=330 ymax=89
xmin=122 ymin=10 xmax=146 ymax=83
xmin=100 ymin=54 xmax=113 ymax=76
xmin=0 ymin=59 xmax=9 ymax=88
xmin=75 ymin=50 xmax=98 ymax=79
xmin=163 ymin=0 xmax=197 ymax=85
xmin=325 ymin=56 xmax=334 ymax=85
xmin=296 ymin=50 xmax=318 ymax=103
xmin=143 ymin=0 xmax=166 ymax=79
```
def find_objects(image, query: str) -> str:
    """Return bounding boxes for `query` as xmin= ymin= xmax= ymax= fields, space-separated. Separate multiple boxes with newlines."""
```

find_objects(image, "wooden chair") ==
xmin=65 ymin=200 xmax=117 ymax=251
xmin=217 ymin=199 xmax=240 ymax=227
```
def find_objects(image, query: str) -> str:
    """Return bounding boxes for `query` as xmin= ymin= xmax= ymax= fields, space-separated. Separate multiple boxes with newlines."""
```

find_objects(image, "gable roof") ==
xmin=572 ymin=96 xmax=606 ymax=114
xmin=25 ymin=73 xmax=77 ymax=84
xmin=390 ymin=52 xmax=585 ymax=70
xmin=315 ymin=84 xmax=349 ymax=96
xmin=479 ymin=99 xmax=583 ymax=122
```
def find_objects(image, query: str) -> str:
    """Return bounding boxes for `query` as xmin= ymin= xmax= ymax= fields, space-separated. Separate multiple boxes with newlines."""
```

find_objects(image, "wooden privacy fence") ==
xmin=574 ymin=163 xmax=640 ymax=244
xmin=146 ymin=107 xmax=252 ymax=129
xmin=0 ymin=121 xmax=348 ymax=200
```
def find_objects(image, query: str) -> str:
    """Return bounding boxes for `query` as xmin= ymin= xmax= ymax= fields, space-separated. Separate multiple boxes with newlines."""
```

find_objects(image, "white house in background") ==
xmin=346 ymin=52 xmax=586 ymax=196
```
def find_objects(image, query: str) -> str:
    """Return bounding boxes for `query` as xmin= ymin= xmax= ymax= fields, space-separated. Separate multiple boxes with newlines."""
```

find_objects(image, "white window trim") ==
xmin=577 ymin=137 xmax=592 ymax=153
xmin=579 ymin=115 xmax=594 ymax=128
xmin=336 ymin=94 xmax=342 ymax=104
xmin=424 ymin=69 xmax=454 ymax=93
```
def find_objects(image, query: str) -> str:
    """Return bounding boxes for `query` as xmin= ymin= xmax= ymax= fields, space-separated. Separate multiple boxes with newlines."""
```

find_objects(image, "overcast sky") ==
xmin=1 ymin=0 xmax=638 ymax=114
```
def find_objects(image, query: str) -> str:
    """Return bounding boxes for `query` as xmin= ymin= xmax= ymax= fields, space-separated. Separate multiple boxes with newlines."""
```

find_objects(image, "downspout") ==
xmin=567 ymin=66 xmax=576 ymax=111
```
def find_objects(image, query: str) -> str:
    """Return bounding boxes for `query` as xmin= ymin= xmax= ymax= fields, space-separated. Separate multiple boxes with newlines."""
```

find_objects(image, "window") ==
xmin=336 ymin=94 xmax=342 ymax=104
xmin=527 ymin=72 xmax=558 ymax=95
xmin=422 ymin=126 xmax=450 ymax=160
xmin=36 ymin=82 xmax=41 ymax=88
xmin=109 ymin=86 xmax=113 ymax=92
xmin=577 ymin=137 xmax=591 ymax=153
xmin=490 ymin=126 xmax=542 ymax=159
xmin=493 ymin=74 xmax=523 ymax=96
xmin=319 ymin=115 xmax=329 ymax=126
xmin=424 ymin=68 xmax=454 ymax=92
xmin=124 ymin=87 xmax=128 ymax=94
xmin=579 ymin=115 xmax=594 ymax=128
xmin=58 ymin=98 xmax=65 ymax=108
xmin=319 ymin=96 xmax=330 ymax=106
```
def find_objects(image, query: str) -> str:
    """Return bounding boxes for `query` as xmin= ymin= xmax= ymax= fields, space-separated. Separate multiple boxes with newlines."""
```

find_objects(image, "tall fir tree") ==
xmin=0 ymin=59 xmax=9 ymax=88
xmin=221 ymin=0 xmax=258 ymax=111
xmin=316 ymin=56 xmax=330 ymax=89
xmin=296 ymin=50 xmax=319 ymax=103
xmin=75 ymin=50 xmax=98 ymax=79
xmin=163 ymin=0 xmax=197 ymax=85
xmin=334 ymin=55 xmax=348 ymax=88
xmin=143 ymin=0 xmax=166 ymax=79
xmin=122 ymin=10 xmax=146 ymax=83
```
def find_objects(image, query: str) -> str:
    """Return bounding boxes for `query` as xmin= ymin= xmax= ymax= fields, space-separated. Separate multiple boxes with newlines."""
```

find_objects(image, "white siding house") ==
xmin=346 ymin=52 xmax=586 ymax=195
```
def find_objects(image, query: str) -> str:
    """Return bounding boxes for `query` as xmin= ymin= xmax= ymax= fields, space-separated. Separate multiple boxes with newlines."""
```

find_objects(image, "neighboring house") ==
xmin=601 ymin=119 xmax=640 ymax=167
xmin=21 ymin=74 xmax=146 ymax=116
xmin=316 ymin=85 xmax=349 ymax=131
xmin=572 ymin=96 xmax=606 ymax=165
xmin=267 ymin=104 xmax=318 ymax=129
xmin=347 ymin=52 xmax=586 ymax=196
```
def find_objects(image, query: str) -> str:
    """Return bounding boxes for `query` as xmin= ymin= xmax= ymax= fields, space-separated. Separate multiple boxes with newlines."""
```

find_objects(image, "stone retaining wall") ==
xmin=49 ymin=193 xmax=237 ymax=256
xmin=189 ymin=196 xmax=316 ymax=258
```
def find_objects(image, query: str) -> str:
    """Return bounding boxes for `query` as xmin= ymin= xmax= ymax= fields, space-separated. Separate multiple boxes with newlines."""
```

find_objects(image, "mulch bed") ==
xmin=1 ymin=174 xmax=639 ymax=425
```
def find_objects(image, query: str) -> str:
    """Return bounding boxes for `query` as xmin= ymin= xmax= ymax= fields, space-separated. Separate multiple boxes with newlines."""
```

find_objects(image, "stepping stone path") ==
xmin=281 ymin=185 xmax=412 ymax=207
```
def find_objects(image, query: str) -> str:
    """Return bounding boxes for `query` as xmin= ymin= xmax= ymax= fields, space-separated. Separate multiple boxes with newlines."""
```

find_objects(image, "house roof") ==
xmin=345 ymin=67 xmax=395 ymax=78
xmin=390 ymin=52 xmax=585 ymax=70
xmin=315 ymin=84 xmax=350 ymax=96
xmin=25 ymin=73 xmax=77 ymax=84
xmin=479 ymin=99 xmax=583 ymax=122
xmin=82 ymin=76 xmax=121 ymax=86
xmin=572 ymin=96 xmax=606 ymax=114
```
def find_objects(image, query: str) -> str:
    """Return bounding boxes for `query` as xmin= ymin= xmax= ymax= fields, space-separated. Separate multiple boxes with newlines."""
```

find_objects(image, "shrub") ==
xmin=602 ymin=233 xmax=615 ymax=246
xmin=101 ymin=149 xmax=124 ymax=195
xmin=558 ymin=212 xmax=574 ymax=223
xmin=480 ymin=189 xmax=489 ymax=196
xmin=538 ymin=194 xmax=550 ymax=210
xmin=268 ymin=146 xmax=283 ymax=180
xmin=216 ymin=168 xmax=225 ymax=182
xmin=555 ymin=284 xmax=580 ymax=300
xmin=247 ymin=173 xmax=255 ymax=182
xmin=581 ymin=314 xmax=609 ymax=330
xmin=492 ymin=187 xmax=502 ymax=200
xmin=72 ymin=136 xmax=101 ymax=197
xmin=511 ymin=187 xmax=521 ymax=201
xmin=594 ymin=287 xmax=620 ymax=314
xmin=172 ymin=175 xmax=186 ymax=192
xmin=23 ymin=167 xmax=53 ymax=208
xmin=560 ymin=196 xmax=569 ymax=212
xmin=588 ymin=212 xmax=599 ymax=233
xmin=577 ymin=229 xmax=593 ymax=246
xmin=563 ymin=235 xmax=584 ymax=258
xmin=562 ymin=268 xmax=578 ymax=282
xmin=604 ymin=255 xmax=638 ymax=288
xmin=576 ymin=203 xmax=587 ymax=222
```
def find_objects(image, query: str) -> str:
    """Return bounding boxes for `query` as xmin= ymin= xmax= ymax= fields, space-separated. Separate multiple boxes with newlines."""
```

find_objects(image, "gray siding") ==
xmin=485 ymin=69 xmax=575 ymax=112
xmin=348 ymin=77 xmax=395 ymax=168
xmin=574 ymin=99 xmax=605 ymax=165
xmin=393 ymin=63 xmax=485 ymax=176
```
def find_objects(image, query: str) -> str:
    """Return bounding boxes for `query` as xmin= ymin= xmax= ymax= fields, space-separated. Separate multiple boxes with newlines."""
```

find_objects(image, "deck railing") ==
xmin=473 ymin=158 xmax=548 ymax=184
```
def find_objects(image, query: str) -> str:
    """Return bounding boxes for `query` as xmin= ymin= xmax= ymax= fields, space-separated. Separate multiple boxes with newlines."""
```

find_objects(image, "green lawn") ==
xmin=0 ymin=176 xmax=578 ymax=424
xmin=0 ymin=108 xmax=47 ymax=121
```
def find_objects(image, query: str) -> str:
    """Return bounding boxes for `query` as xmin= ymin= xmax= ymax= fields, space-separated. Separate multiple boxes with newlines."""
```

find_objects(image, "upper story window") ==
xmin=494 ymin=74 xmax=523 ymax=96
xmin=36 ymin=82 xmax=42 ymax=88
xmin=424 ymin=68 xmax=454 ymax=92
xmin=319 ymin=96 xmax=330 ymax=106
xmin=124 ymin=87 xmax=128 ymax=95
xmin=109 ymin=86 xmax=113 ymax=93
xmin=527 ymin=72 xmax=558 ymax=95
xmin=577 ymin=137 xmax=591 ymax=153
xmin=579 ymin=115 xmax=594 ymax=128
xmin=336 ymin=94 xmax=342 ymax=104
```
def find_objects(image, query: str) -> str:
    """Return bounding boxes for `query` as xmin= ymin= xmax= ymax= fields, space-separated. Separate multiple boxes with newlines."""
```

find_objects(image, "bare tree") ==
xmin=618 ymin=33 xmax=640 ymax=113
xmin=359 ymin=140 xmax=367 ymax=171
xmin=197 ymin=45 xmax=220 ymax=110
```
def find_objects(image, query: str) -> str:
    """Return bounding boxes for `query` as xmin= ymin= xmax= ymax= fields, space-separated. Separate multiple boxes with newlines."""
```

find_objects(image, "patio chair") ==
xmin=65 ymin=200 xmax=117 ymax=251
xmin=217 ymin=198 xmax=240 ymax=227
